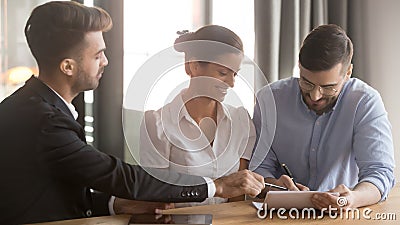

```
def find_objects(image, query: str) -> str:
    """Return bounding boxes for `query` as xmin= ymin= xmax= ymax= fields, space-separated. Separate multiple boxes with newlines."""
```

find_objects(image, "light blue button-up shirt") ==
xmin=249 ymin=77 xmax=395 ymax=200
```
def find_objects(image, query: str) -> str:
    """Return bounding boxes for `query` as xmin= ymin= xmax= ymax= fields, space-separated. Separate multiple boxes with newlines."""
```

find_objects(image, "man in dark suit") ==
xmin=0 ymin=1 xmax=265 ymax=224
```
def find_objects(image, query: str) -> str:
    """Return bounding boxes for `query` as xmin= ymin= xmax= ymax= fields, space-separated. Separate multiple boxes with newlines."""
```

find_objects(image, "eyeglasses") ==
xmin=298 ymin=76 xmax=344 ymax=96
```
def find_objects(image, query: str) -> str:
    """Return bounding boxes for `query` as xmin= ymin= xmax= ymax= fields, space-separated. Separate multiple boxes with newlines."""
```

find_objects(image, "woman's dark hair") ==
xmin=174 ymin=25 xmax=243 ymax=63
xmin=25 ymin=1 xmax=112 ymax=70
xmin=299 ymin=24 xmax=353 ymax=73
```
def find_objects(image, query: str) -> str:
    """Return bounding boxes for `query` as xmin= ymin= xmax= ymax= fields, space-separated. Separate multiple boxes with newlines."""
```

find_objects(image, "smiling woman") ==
xmin=138 ymin=25 xmax=256 ymax=208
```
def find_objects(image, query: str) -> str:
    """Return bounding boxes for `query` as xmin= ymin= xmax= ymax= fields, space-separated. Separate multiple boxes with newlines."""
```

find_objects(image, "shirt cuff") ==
xmin=359 ymin=178 xmax=392 ymax=202
xmin=108 ymin=196 xmax=116 ymax=215
xmin=203 ymin=177 xmax=216 ymax=198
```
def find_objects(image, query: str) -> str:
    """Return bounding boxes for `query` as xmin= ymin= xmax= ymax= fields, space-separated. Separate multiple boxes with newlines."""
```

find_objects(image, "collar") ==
xmin=48 ymin=86 xmax=79 ymax=120
xmin=168 ymin=89 xmax=231 ymax=124
xmin=25 ymin=76 xmax=77 ymax=120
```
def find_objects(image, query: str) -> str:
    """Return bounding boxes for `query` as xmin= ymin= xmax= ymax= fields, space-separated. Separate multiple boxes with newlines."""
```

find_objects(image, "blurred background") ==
xmin=1 ymin=0 xmax=398 ymax=181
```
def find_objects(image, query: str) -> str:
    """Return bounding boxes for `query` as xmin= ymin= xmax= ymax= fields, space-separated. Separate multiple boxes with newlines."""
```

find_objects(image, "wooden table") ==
xmin=32 ymin=184 xmax=399 ymax=224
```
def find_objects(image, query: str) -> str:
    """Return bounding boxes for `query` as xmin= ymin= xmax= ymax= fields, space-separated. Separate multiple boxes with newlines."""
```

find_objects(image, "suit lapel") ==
xmin=26 ymin=76 xmax=74 ymax=118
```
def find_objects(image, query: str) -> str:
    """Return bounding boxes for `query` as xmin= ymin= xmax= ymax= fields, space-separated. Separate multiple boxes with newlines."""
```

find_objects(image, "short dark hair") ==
xmin=24 ymin=1 xmax=112 ymax=70
xmin=299 ymin=24 xmax=353 ymax=73
xmin=174 ymin=25 xmax=243 ymax=63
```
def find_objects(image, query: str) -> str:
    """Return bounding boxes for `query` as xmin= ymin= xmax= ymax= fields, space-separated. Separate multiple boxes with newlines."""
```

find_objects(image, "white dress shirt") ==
xmin=139 ymin=90 xmax=256 ymax=207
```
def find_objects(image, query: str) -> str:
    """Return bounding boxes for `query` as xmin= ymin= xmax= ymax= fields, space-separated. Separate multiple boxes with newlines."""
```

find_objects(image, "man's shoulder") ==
xmin=257 ymin=77 xmax=298 ymax=100
xmin=347 ymin=78 xmax=378 ymax=92
xmin=0 ymin=85 xmax=73 ymax=129
xmin=272 ymin=76 xmax=298 ymax=87
xmin=336 ymin=78 xmax=387 ymax=119
xmin=344 ymin=78 xmax=381 ymax=101
xmin=259 ymin=77 xmax=297 ymax=92
xmin=1 ymin=86 xmax=43 ymax=115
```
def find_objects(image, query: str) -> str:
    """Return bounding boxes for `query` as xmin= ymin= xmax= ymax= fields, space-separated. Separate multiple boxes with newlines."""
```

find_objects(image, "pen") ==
xmin=264 ymin=182 xmax=288 ymax=190
xmin=281 ymin=163 xmax=298 ymax=187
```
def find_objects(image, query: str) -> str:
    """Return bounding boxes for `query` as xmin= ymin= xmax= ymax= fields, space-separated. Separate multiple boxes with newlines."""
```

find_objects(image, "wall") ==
xmin=362 ymin=0 xmax=400 ymax=182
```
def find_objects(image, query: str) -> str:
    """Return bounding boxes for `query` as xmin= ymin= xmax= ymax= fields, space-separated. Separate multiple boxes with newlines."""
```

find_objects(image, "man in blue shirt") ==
xmin=249 ymin=24 xmax=395 ymax=209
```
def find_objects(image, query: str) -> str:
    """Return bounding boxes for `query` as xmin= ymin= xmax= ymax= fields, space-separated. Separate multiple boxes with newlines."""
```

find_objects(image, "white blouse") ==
xmin=139 ymin=90 xmax=256 ymax=207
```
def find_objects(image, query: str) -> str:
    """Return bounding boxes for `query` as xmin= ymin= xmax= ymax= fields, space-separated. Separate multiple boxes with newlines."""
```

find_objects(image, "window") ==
xmin=123 ymin=0 xmax=194 ymax=111
xmin=0 ymin=0 xmax=53 ymax=102
xmin=123 ymin=0 xmax=255 ymax=114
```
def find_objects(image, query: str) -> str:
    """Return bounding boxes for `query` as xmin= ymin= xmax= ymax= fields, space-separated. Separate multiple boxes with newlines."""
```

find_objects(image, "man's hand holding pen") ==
xmin=264 ymin=163 xmax=310 ymax=191
xmin=265 ymin=175 xmax=309 ymax=191
xmin=266 ymin=148 xmax=309 ymax=191
xmin=256 ymin=175 xmax=309 ymax=199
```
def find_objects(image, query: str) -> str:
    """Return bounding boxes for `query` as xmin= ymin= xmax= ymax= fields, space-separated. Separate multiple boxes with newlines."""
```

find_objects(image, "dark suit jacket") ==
xmin=0 ymin=76 xmax=208 ymax=224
